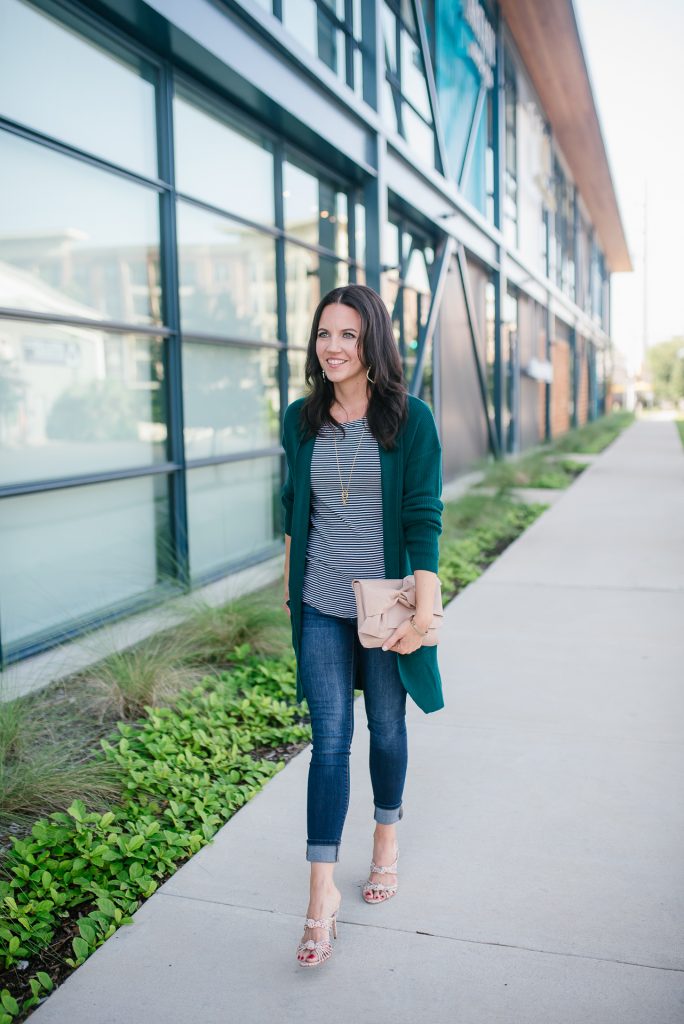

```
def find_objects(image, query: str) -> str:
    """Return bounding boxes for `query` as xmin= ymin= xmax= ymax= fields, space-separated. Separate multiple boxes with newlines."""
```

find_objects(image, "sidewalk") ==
xmin=28 ymin=419 xmax=684 ymax=1024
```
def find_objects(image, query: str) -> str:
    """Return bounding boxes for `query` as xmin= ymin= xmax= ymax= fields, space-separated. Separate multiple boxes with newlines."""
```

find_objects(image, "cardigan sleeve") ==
xmin=280 ymin=411 xmax=295 ymax=536
xmin=402 ymin=413 xmax=443 ymax=573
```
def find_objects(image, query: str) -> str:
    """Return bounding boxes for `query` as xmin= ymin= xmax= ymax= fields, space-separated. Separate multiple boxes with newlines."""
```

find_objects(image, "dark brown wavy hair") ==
xmin=298 ymin=284 xmax=409 ymax=451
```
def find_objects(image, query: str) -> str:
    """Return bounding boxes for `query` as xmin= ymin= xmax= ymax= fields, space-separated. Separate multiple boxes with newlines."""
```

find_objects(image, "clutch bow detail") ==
xmin=351 ymin=574 xmax=443 ymax=649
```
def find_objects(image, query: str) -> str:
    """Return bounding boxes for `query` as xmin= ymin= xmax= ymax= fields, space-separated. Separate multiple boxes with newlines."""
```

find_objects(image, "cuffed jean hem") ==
xmin=306 ymin=842 xmax=340 ymax=863
xmin=374 ymin=803 xmax=404 ymax=825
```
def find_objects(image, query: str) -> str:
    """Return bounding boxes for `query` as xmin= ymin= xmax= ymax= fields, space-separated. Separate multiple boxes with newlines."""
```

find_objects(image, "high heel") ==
xmin=296 ymin=899 xmax=341 ymax=967
xmin=362 ymin=844 xmax=399 ymax=903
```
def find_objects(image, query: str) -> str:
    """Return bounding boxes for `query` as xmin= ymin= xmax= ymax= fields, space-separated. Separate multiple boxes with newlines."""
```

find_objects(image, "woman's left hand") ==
xmin=381 ymin=619 xmax=427 ymax=655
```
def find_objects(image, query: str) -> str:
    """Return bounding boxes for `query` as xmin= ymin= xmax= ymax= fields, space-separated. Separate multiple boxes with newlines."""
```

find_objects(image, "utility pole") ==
xmin=642 ymin=179 xmax=648 ymax=367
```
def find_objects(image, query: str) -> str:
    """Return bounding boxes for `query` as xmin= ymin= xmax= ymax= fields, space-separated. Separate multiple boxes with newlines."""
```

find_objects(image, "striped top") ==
xmin=302 ymin=415 xmax=385 ymax=617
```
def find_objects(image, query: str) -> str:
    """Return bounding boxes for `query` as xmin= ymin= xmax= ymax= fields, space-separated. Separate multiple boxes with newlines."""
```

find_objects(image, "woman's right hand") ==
xmin=283 ymin=591 xmax=291 ymax=617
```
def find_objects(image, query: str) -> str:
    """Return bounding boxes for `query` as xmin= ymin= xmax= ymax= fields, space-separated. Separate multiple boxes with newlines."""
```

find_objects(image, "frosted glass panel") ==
xmin=0 ymin=474 xmax=170 ymax=649
xmin=0 ymin=0 xmax=157 ymax=178
xmin=0 ymin=131 xmax=161 ymax=326
xmin=182 ymin=343 xmax=279 ymax=460
xmin=187 ymin=456 xmax=279 ymax=579
xmin=0 ymin=320 xmax=166 ymax=486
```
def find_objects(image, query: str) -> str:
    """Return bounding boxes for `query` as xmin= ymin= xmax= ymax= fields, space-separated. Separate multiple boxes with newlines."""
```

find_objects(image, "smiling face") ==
xmin=315 ymin=302 xmax=367 ymax=386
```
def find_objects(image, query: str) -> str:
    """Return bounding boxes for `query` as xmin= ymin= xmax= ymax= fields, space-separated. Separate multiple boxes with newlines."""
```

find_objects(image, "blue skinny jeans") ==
xmin=299 ymin=600 xmax=408 ymax=863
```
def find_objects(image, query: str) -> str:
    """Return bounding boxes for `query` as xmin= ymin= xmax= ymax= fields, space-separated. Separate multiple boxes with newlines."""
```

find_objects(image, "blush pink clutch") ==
xmin=351 ymin=574 xmax=444 ymax=649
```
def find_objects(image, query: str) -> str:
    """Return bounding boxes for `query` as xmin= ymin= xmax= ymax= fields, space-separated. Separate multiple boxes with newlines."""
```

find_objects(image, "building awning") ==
xmin=500 ymin=0 xmax=632 ymax=272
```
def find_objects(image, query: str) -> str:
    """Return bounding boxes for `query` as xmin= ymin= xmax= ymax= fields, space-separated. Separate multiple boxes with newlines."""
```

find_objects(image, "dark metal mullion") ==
xmin=0 ymin=116 xmax=169 ymax=196
xmin=0 ymin=462 xmax=180 ymax=500
xmin=411 ymin=0 xmax=450 ymax=179
xmin=0 ymin=307 xmax=170 ymax=336
xmin=187 ymin=447 xmax=284 ymax=471
xmin=456 ymin=243 xmax=501 ymax=458
xmin=158 ymin=63 xmax=190 ymax=589
xmin=344 ymin=0 xmax=355 ymax=89
xmin=274 ymin=141 xmax=290 ymax=531
xmin=409 ymin=235 xmax=453 ymax=398
xmin=458 ymin=82 xmax=487 ymax=191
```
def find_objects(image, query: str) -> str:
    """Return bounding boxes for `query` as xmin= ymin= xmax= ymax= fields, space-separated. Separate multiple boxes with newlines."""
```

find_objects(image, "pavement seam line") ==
xmin=156 ymin=890 xmax=683 ymax=974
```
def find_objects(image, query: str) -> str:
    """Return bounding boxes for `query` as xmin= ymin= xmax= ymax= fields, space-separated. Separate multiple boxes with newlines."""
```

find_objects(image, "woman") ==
xmin=280 ymin=284 xmax=444 ymax=968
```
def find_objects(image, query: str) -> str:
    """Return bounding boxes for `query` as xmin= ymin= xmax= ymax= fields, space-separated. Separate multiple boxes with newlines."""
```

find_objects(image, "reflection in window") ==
xmin=177 ymin=201 xmax=277 ymax=341
xmin=182 ymin=342 xmax=279 ymax=460
xmin=380 ymin=216 xmax=435 ymax=409
xmin=173 ymin=90 xmax=275 ymax=225
xmin=285 ymin=243 xmax=349 ymax=346
xmin=0 ymin=0 xmax=158 ymax=179
xmin=186 ymin=456 xmax=280 ymax=579
xmin=0 ymin=473 xmax=172 ymax=650
xmin=282 ymin=160 xmax=348 ymax=257
xmin=433 ymin=0 xmax=495 ymax=211
xmin=502 ymin=289 xmax=518 ymax=453
xmin=504 ymin=51 xmax=518 ymax=249
xmin=0 ymin=320 xmax=166 ymax=486
xmin=0 ymin=130 xmax=161 ymax=326
xmin=282 ymin=0 xmax=365 ymax=96
xmin=485 ymin=279 xmax=496 ymax=425
xmin=287 ymin=347 xmax=308 ymax=402
xmin=382 ymin=1 xmax=435 ymax=168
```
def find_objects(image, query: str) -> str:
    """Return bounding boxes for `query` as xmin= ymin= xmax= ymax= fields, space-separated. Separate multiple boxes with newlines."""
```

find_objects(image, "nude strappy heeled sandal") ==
xmin=362 ymin=844 xmax=399 ymax=903
xmin=296 ymin=902 xmax=341 ymax=967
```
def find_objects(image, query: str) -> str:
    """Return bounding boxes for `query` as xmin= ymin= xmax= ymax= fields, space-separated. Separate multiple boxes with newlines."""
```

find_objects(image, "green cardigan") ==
xmin=280 ymin=394 xmax=445 ymax=714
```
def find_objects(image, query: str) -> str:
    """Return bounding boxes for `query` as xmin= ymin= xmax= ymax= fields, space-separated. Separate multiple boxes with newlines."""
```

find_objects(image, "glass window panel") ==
xmin=282 ymin=160 xmax=348 ymax=256
xmin=173 ymin=91 xmax=274 ymax=225
xmin=400 ymin=30 xmax=431 ymax=121
xmin=404 ymin=248 xmax=431 ymax=293
xmin=177 ymin=201 xmax=277 ymax=341
xmin=320 ymin=0 xmax=345 ymax=19
xmin=318 ymin=17 xmax=346 ymax=79
xmin=187 ymin=456 xmax=280 ymax=579
xmin=353 ymin=44 xmax=364 ymax=100
xmin=383 ymin=79 xmax=400 ymax=133
xmin=402 ymin=105 xmax=435 ymax=165
xmin=0 ymin=0 xmax=157 ymax=179
xmin=354 ymin=200 xmax=366 ymax=267
xmin=285 ymin=243 xmax=349 ymax=346
xmin=0 ymin=320 xmax=166 ymax=486
xmin=287 ymin=347 xmax=308 ymax=403
xmin=182 ymin=343 xmax=279 ymax=461
xmin=353 ymin=0 xmax=363 ymax=40
xmin=383 ymin=4 xmax=398 ymax=73
xmin=384 ymin=221 xmax=400 ymax=271
xmin=0 ymin=473 xmax=171 ymax=650
xmin=283 ymin=0 xmax=318 ymax=57
xmin=0 ymin=131 xmax=161 ymax=326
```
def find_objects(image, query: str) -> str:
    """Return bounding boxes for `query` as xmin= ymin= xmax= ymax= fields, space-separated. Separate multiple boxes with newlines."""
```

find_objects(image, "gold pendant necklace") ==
xmin=333 ymin=418 xmax=366 ymax=505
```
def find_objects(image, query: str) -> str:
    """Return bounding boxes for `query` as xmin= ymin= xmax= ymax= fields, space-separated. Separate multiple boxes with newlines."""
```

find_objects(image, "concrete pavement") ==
xmin=28 ymin=418 xmax=684 ymax=1024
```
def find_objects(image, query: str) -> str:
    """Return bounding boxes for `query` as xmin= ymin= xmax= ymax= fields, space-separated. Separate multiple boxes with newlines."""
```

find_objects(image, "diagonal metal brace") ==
xmin=409 ymin=235 xmax=454 ymax=396
xmin=455 ymin=242 xmax=501 ymax=458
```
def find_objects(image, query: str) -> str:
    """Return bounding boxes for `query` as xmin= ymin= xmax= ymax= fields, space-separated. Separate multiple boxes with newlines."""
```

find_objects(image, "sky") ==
xmin=574 ymin=0 xmax=684 ymax=374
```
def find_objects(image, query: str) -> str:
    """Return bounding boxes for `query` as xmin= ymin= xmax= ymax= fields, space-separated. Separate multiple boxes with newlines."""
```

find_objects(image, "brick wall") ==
xmin=551 ymin=339 xmax=570 ymax=436
xmin=577 ymin=343 xmax=589 ymax=425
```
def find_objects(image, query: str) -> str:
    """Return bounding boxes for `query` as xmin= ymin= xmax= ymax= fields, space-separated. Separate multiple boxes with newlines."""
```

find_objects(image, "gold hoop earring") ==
xmin=321 ymin=367 xmax=327 ymax=380
xmin=366 ymin=366 xmax=375 ymax=384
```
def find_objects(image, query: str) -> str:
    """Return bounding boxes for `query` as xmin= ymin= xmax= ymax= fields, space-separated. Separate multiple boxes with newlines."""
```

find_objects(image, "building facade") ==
xmin=0 ymin=0 xmax=630 ymax=669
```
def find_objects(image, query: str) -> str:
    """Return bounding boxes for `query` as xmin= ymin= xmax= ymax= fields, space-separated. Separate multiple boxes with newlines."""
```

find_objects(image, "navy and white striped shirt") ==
xmin=302 ymin=415 xmax=385 ymax=617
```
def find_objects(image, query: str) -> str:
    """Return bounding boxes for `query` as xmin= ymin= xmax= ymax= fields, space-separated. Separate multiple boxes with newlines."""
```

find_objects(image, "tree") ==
xmin=645 ymin=337 xmax=684 ymax=404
